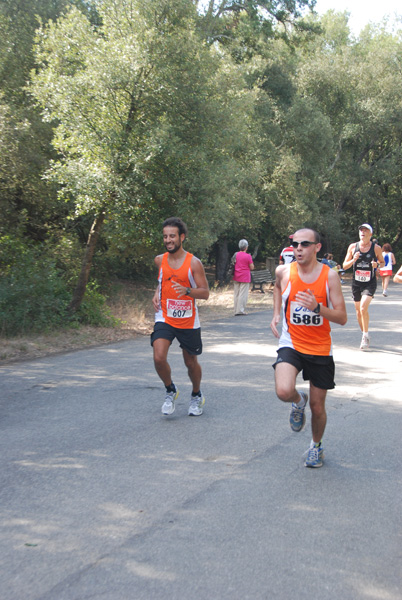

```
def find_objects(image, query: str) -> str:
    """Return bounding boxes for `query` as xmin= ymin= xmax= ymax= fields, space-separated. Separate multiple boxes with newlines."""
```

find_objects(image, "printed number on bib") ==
xmin=355 ymin=269 xmax=371 ymax=283
xmin=167 ymin=298 xmax=193 ymax=318
xmin=290 ymin=302 xmax=322 ymax=326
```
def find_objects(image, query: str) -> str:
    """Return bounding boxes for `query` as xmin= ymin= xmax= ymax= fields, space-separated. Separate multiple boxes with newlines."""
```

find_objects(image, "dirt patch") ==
xmin=0 ymin=283 xmax=273 ymax=365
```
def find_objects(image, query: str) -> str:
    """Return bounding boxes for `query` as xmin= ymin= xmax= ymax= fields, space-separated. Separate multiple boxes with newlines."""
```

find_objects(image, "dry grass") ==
xmin=0 ymin=281 xmax=273 ymax=364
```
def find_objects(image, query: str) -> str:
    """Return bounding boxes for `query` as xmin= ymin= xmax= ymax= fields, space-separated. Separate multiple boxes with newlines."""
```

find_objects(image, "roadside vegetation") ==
xmin=1 ymin=1 xmax=401 ymax=351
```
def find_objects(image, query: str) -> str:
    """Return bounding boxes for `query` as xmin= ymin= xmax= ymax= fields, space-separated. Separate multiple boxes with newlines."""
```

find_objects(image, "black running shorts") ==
xmin=273 ymin=347 xmax=335 ymax=390
xmin=352 ymin=277 xmax=377 ymax=302
xmin=150 ymin=322 xmax=203 ymax=355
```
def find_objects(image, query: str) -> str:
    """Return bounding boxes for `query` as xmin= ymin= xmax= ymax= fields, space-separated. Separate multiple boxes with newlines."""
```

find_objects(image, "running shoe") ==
xmin=289 ymin=391 xmax=308 ymax=432
xmin=360 ymin=335 xmax=370 ymax=351
xmin=161 ymin=388 xmax=179 ymax=415
xmin=383 ymin=290 xmax=388 ymax=297
xmin=188 ymin=393 xmax=205 ymax=416
xmin=304 ymin=443 xmax=324 ymax=468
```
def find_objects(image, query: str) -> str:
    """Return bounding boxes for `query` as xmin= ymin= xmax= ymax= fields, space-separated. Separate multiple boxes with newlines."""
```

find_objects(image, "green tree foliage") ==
xmin=292 ymin=13 xmax=402 ymax=256
xmin=0 ymin=0 xmax=97 ymax=240
xmin=31 ymin=0 xmax=268 ymax=299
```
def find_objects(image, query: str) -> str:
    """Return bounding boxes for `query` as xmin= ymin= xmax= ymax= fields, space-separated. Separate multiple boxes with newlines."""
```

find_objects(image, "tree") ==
xmin=31 ymin=0 xmax=265 ymax=303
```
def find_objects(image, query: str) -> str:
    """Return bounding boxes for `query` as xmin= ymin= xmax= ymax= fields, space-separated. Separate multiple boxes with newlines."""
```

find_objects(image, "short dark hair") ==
xmin=295 ymin=228 xmax=320 ymax=244
xmin=162 ymin=217 xmax=188 ymax=237
xmin=382 ymin=243 xmax=392 ymax=252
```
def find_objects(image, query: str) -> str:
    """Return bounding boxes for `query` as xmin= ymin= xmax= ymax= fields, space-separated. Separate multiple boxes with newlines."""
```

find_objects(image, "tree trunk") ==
xmin=215 ymin=238 xmax=230 ymax=285
xmin=68 ymin=208 xmax=106 ymax=313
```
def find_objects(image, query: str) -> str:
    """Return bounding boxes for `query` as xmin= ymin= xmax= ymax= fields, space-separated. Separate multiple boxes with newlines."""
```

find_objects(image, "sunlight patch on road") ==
xmin=207 ymin=342 xmax=277 ymax=357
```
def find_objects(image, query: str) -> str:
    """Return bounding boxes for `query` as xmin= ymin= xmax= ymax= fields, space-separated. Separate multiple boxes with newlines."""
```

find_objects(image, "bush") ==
xmin=0 ymin=237 xmax=118 ymax=336
xmin=75 ymin=282 xmax=120 ymax=328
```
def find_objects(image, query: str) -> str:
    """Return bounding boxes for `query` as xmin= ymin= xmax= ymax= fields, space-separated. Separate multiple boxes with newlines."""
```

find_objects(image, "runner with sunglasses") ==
xmin=270 ymin=229 xmax=347 ymax=467
xmin=342 ymin=224 xmax=384 ymax=350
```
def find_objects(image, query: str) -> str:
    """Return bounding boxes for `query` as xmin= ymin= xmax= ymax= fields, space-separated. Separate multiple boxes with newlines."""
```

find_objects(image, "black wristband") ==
xmin=312 ymin=303 xmax=320 ymax=314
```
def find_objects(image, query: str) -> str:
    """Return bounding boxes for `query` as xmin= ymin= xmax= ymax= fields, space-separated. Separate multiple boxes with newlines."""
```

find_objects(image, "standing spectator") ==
xmin=279 ymin=235 xmax=295 ymax=265
xmin=233 ymin=239 xmax=254 ymax=316
xmin=379 ymin=243 xmax=396 ymax=296
xmin=325 ymin=253 xmax=345 ymax=283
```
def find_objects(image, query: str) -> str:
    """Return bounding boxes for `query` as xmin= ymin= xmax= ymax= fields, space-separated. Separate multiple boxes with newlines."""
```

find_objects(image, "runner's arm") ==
xmin=394 ymin=265 xmax=402 ymax=284
xmin=374 ymin=244 xmax=385 ymax=268
xmin=270 ymin=265 xmax=288 ymax=338
xmin=343 ymin=243 xmax=358 ymax=270
xmin=152 ymin=254 xmax=163 ymax=311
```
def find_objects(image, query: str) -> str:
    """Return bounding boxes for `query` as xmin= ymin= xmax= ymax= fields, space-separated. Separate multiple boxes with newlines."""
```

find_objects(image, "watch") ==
xmin=186 ymin=288 xmax=191 ymax=296
xmin=312 ymin=303 xmax=320 ymax=314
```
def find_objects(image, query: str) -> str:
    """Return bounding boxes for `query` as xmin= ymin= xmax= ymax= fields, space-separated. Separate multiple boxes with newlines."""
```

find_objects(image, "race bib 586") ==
xmin=290 ymin=301 xmax=322 ymax=326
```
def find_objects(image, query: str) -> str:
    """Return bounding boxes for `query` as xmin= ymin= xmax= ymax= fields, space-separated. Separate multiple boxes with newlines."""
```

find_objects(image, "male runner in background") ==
xmin=279 ymin=235 xmax=295 ymax=265
xmin=151 ymin=217 xmax=209 ymax=416
xmin=342 ymin=224 xmax=383 ymax=350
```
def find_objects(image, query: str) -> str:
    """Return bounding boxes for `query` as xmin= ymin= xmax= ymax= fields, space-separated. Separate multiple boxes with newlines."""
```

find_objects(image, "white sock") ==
xmin=296 ymin=395 xmax=306 ymax=408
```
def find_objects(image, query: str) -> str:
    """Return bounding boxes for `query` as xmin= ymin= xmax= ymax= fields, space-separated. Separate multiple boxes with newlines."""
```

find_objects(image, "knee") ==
xmin=183 ymin=354 xmax=198 ymax=370
xmin=153 ymin=353 xmax=168 ymax=370
xmin=275 ymin=383 xmax=294 ymax=403
xmin=310 ymin=399 xmax=325 ymax=418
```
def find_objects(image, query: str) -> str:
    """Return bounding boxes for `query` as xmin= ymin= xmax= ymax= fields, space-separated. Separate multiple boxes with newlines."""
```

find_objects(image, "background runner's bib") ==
xmin=279 ymin=262 xmax=332 ymax=356
xmin=154 ymin=252 xmax=200 ymax=329
xmin=353 ymin=242 xmax=375 ymax=283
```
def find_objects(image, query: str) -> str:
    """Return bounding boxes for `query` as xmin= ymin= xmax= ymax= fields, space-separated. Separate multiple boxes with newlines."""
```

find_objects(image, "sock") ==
xmin=166 ymin=383 xmax=176 ymax=393
xmin=311 ymin=440 xmax=322 ymax=448
xmin=296 ymin=394 xmax=306 ymax=408
xmin=192 ymin=390 xmax=201 ymax=397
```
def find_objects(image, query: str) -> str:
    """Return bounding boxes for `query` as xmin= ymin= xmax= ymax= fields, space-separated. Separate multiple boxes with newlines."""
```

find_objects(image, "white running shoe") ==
xmin=162 ymin=388 xmax=179 ymax=415
xmin=188 ymin=393 xmax=205 ymax=416
xmin=383 ymin=290 xmax=388 ymax=297
xmin=360 ymin=335 xmax=370 ymax=351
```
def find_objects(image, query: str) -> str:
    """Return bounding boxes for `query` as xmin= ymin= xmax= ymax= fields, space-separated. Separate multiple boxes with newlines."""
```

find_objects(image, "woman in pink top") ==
xmin=233 ymin=239 xmax=254 ymax=315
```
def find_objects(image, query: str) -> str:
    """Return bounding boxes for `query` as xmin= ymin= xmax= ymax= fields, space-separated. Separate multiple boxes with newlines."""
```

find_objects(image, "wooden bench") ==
xmin=251 ymin=269 xmax=275 ymax=293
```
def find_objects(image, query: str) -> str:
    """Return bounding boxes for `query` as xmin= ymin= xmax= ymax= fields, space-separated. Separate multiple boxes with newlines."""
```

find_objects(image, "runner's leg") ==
xmin=360 ymin=294 xmax=373 ymax=332
xmin=354 ymin=300 xmax=363 ymax=331
xmin=153 ymin=338 xmax=173 ymax=387
xmin=274 ymin=362 xmax=300 ymax=404
xmin=182 ymin=349 xmax=202 ymax=393
xmin=309 ymin=383 xmax=327 ymax=443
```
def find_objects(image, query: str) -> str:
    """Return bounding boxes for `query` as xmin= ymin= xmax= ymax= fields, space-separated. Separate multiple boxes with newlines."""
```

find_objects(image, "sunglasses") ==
xmin=290 ymin=240 xmax=316 ymax=248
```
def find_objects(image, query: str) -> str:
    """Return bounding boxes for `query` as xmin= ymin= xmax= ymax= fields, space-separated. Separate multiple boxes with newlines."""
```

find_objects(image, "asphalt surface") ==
xmin=1 ymin=280 xmax=402 ymax=600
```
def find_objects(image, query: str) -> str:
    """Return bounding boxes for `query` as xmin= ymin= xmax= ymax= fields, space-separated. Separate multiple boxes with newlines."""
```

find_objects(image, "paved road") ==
xmin=1 ymin=281 xmax=402 ymax=600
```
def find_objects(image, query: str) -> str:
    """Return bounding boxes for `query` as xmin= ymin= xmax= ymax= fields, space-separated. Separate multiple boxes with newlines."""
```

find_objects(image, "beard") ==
xmin=165 ymin=241 xmax=182 ymax=254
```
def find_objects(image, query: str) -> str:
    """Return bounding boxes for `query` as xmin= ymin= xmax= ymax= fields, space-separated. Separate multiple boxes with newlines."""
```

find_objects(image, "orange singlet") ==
xmin=279 ymin=262 xmax=332 ymax=356
xmin=155 ymin=252 xmax=200 ymax=329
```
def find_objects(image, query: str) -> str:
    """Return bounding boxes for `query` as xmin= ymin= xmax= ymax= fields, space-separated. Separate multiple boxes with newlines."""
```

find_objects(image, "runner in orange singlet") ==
xmin=271 ymin=228 xmax=347 ymax=468
xmin=151 ymin=217 xmax=209 ymax=417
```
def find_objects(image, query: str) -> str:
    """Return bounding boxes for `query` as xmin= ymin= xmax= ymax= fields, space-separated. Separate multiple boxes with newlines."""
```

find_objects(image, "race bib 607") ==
xmin=167 ymin=298 xmax=193 ymax=318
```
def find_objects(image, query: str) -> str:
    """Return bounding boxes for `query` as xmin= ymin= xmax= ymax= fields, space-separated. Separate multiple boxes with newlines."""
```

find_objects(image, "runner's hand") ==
xmin=295 ymin=289 xmax=317 ymax=311
xmin=171 ymin=280 xmax=188 ymax=298
xmin=270 ymin=314 xmax=281 ymax=338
